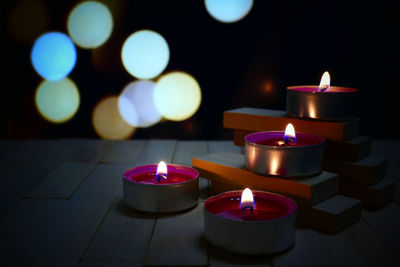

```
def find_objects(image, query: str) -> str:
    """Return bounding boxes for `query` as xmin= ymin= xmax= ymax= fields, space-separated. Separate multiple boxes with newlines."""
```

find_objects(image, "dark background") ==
xmin=1 ymin=0 xmax=396 ymax=140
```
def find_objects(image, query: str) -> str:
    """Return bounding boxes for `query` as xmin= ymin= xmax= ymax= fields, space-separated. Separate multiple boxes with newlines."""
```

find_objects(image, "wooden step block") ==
xmin=224 ymin=107 xmax=359 ymax=142
xmin=339 ymin=177 xmax=397 ymax=210
xmin=297 ymin=195 xmax=361 ymax=234
xmin=324 ymin=136 xmax=371 ymax=162
xmin=208 ymin=180 xmax=361 ymax=234
xmin=323 ymin=155 xmax=387 ymax=185
xmin=234 ymin=130 xmax=371 ymax=162
xmin=192 ymin=152 xmax=338 ymax=206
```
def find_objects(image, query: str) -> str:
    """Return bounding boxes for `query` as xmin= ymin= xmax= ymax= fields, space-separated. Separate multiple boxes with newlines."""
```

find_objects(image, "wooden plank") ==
xmin=208 ymin=140 xmax=242 ymax=154
xmin=64 ymin=139 xmax=115 ymax=163
xmin=208 ymin=243 xmax=272 ymax=266
xmin=324 ymin=136 xmax=371 ymax=162
xmin=323 ymin=154 xmax=388 ymax=185
xmin=134 ymin=139 xmax=177 ymax=166
xmin=143 ymin=204 xmax=207 ymax=266
xmin=320 ymin=220 xmax=398 ymax=266
xmin=224 ymin=107 xmax=358 ymax=142
xmin=0 ymin=139 xmax=86 ymax=197
xmin=362 ymin=202 xmax=400 ymax=265
xmin=101 ymin=140 xmax=146 ymax=163
xmin=371 ymin=139 xmax=400 ymax=164
xmin=85 ymin=139 xmax=177 ymax=261
xmin=79 ymin=260 xmax=141 ymax=267
xmin=297 ymin=195 xmax=361 ymax=234
xmin=25 ymin=163 xmax=131 ymax=261
xmin=272 ymin=228 xmax=336 ymax=266
xmin=0 ymin=199 xmax=67 ymax=261
xmin=193 ymin=152 xmax=338 ymax=206
xmin=0 ymin=197 xmax=19 ymax=217
xmin=339 ymin=177 xmax=396 ymax=209
xmin=26 ymin=162 xmax=96 ymax=199
xmin=83 ymin=198 xmax=156 ymax=261
xmin=174 ymin=140 xmax=209 ymax=200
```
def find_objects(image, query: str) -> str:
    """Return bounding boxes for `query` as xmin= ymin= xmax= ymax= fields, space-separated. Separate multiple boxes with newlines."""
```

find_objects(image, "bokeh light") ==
xmin=6 ymin=0 xmax=50 ymax=43
xmin=118 ymin=80 xmax=162 ymax=127
xmin=67 ymin=1 xmax=113 ymax=49
xmin=153 ymin=71 xmax=201 ymax=121
xmin=31 ymin=32 xmax=77 ymax=80
xmin=204 ymin=0 xmax=253 ymax=23
xmin=121 ymin=30 xmax=170 ymax=79
xmin=35 ymin=78 xmax=80 ymax=123
xmin=92 ymin=96 xmax=135 ymax=140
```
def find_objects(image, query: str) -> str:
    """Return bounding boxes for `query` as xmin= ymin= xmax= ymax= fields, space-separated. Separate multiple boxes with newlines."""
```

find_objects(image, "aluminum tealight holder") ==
xmin=245 ymin=131 xmax=325 ymax=177
xmin=122 ymin=164 xmax=199 ymax=213
xmin=204 ymin=190 xmax=297 ymax=255
xmin=286 ymin=85 xmax=358 ymax=121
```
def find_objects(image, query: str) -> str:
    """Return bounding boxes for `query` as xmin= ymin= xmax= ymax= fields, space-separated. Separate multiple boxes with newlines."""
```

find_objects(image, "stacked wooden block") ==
xmin=226 ymin=107 xmax=396 ymax=210
xmin=192 ymin=107 xmax=396 ymax=234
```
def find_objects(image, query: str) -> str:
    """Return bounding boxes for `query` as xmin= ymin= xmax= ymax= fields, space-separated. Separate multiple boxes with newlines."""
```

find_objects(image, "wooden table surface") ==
xmin=0 ymin=139 xmax=399 ymax=266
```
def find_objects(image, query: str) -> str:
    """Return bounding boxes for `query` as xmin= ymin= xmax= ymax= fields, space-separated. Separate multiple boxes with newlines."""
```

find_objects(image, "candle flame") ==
xmin=240 ymin=188 xmax=255 ymax=210
xmin=156 ymin=161 xmax=168 ymax=182
xmin=283 ymin=123 xmax=296 ymax=144
xmin=318 ymin=71 xmax=331 ymax=91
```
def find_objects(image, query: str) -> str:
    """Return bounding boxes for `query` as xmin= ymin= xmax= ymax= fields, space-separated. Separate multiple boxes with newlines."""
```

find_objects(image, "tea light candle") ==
xmin=245 ymin=123 xmax=325 ymax=177
xmin=287 ymin=71 xmax=358 ymax=120
xmin=204 ymin=188 xmax=297 ymax=254
xmin=122 ymin=161 xmax=199 ymax=212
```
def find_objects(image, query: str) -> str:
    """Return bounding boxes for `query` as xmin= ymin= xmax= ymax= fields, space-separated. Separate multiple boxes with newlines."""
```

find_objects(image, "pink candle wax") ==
xmin=123 ymin=164 xmax=198 ymax=185
xmin=287 ymin=85 xmax=358 ymax=93
xmin=245 ymin=131 xmax=324 ymax=147
xmin=205 ymin=191 xmax=297 ymax=222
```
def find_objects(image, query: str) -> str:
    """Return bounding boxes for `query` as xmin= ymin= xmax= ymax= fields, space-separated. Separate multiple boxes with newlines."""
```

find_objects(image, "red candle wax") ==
xmin=245 ymin=131 xmax=324 ymax=147
xmin=123 ymin=164 xmax=198 ymax=185
xmin=205 ymin=191 xmax=297 ymax=222
xmin=287 ymin=85 xmax=358 ymax=93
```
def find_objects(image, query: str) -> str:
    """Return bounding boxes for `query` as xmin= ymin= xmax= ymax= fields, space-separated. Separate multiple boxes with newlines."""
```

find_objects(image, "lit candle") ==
xmin=122 ymin=161 xmax=199 ymax=212
xmin=245 ymin=123 xmax=325 ymax=177
xmin=287 ymin=71 xmax=358 ymax=120
xmin=204 ymin=188 xmax=297 ymax=254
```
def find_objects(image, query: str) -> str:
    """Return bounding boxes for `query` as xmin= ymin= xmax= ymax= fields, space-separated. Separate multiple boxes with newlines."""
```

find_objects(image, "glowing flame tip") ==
xmin=283 ymin=123 xmax=296 ymax=144
xmin=318 ymin=71 xmax=331 ymax=91
xmin=240 ymin=188 xmax=255 ymax=210
xmin=156 ymin=161 xmax=168 ymax=181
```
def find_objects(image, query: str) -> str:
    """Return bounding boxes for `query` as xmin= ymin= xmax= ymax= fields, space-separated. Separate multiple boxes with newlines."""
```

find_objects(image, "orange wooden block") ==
xmin=209 ymin=180 xmax=361 ymax=234
xmin=192 ymin=151 xmax=338 ymax=206
xmin=339 ymin=177 xmax=396 ymax=210
xmin=224 ymin=107 xmax=359 ymax=142
xmin=323 ymin=154 xmax=387 ymax=185
xmin=234 ymin=130 xmax=371 ymax=162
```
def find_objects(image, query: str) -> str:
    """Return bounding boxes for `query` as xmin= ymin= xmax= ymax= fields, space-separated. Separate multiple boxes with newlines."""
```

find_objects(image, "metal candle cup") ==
xmin=122 ymin=164 xmax=199 ymax=213
xmin=245 ymin=131 xmax=325 ymax=177
xmin=204 ymin=190 xmax=297 ymax=255
xmin=286 ymin=85 xmax=358 ymax=120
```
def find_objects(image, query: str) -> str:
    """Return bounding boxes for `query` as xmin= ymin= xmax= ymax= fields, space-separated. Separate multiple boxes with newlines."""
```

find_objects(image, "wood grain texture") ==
xmin=25 ymin=163 xmax=130 ymax=261
xmin=339 ymin=177 xmax=396 ymax=209
xmin=323 ymin=154 xmax=388 ymax=185
xmin=143 ymin=204 xmax=207 ymax=266
xmin=83 ymin=198 xmax=156 ymax=261
xmin=26 ymin=162 xmax=96 ymax=199
xmin=193 ymin=152 xmax=338 ymax=206
xmin=101 ymin=140 xmax=146 ymax=163
xmin=362 ymin=202 xmax=400 ymax=265
xmin=224 ymin=107 xmax=358 ymax=141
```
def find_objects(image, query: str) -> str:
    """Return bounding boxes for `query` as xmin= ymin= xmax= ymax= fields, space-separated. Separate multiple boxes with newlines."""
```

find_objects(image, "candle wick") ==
xmin=241 ymin=206 xmax=254 ymax=214
xmin=156 ymin=173 xmax=167 ymax=182
xmin=320 ymin=85 xmax=329 ymax=92
xmin=284 ymin=137 xmax=295 ymax=145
